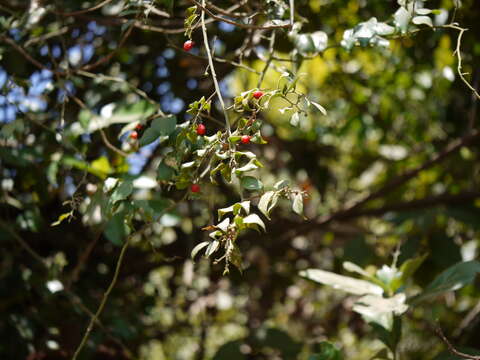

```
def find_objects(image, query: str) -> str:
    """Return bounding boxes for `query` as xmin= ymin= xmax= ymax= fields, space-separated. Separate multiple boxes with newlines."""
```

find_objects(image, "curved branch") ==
xmin=55 ymin=0 xmax=115 ymax=16
xmin=436 ymin=327 xmax=480 ymax=360
xmin=190 ymin=0 xmax=292 ymax=30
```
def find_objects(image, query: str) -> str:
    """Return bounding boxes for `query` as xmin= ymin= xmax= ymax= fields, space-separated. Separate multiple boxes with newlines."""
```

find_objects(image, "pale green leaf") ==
xmin=300 ymin=269 xmax=384 ymax=296
xmin=243 ymin=213 xmax=266 ymax=232
xmin=191 ymin=241 xmax=210 ymax=259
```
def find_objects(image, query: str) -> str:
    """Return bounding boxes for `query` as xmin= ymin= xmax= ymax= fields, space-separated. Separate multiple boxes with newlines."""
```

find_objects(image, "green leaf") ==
xmin=258 ymin=191 xmax=275 ymax=219
xmin=78 ymin=109 xmax=90 ymax=130
xmin=139 ymin=116 xmax=177 ymax=146
xmin=104 ymin=213 xmax=126 ymax=246
xmin=152 ymin=115 xmax=177 ymax=136
xmin=235 ymin=160 xmax=260 ymax=174
xmin=157 ymin=161 xmax=176 ymax=181
xmin=139 ymin=126 xmax=160 ymax=147
xmin=410 ymin=261 xmax=480 ymax=304
xmin=233 ymin=201 xmax=250 ymax=215
xmin=91 ymin=156 xmax=113 ymax=178
xmin=218 ymin=205 xmax=234 ymax=219
xmin=311 ymin=101 xmax=327 ymax=115
xmin=133 ymin=199 xmax=171 ymax=219
xmin=229 ymin=135 xmax=242 ymax=144
xmin=353 ymin=294 xmax=407 ymax=331
xmin=274 ymin=180 xmax=289 ymax=190
xmin=412 ymin=15 xmax=433 ymax=27
xmin=290 ymin=112 xmax=300 ymax=126
xmin=72 ymin=101 xmax=156 ymax=136
xmin=191 ymin=241 xmax=210 ymax=259
xmin=241 ymin=176 xmax=263 ymax=191
xmin=300 ymin=269 xmax=384 ymax=296
xmin=206 ymin=240 xmax=220 ymax=257
xmin=216 ymin=217 xmax=230 ymax=232
xmin=292 ymin=193 xmax=304 ymax=217
xmin=343 ymin=261 xmax=388 ymax=292
xmin=242 ymin=213 xmax=266 ymax=232
xmin=110 ymin=180 xmax=133 ymax=204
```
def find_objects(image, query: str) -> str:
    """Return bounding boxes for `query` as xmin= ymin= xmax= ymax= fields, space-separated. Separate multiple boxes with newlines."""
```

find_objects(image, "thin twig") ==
xmin=80 ymin=15 xmax=136 ymax=72
xmin=71 ymin=237 xmax=132 ymax=360
xmin=165 ymin=38 xmax=260 ymax=74
xmin=200 ymin=0 xmax=231 ymax=134
xmin=190 ymin=0 xmax=292 ymax=30
xmin=0 ymin=219 xmax=47 ymax=266
xmin=24 ymin=26 xmax=70 ymax=47
xmin=54 ymin=0 xmax=115 ymax=16
xmin=99 ymin=128 xmax=130 ymax=157
xmin=71 ymin=195 xmax=186 ymax=358
xmin=442 ymin=24 xmax=480 ymax=101
xmin=453 ymin=300 xmax=480 ymax=338
xmin=76 ymin=69 xmax=165 ymax=113
xmin=205 ymin=0 xmax=249 ymax=18
xmin=257 ymin=31 xmax=276 ymax=88
xmin=69 ymin=94 xmax=130 ymax=157
xmin=0 ymin=35 xmax=57 ymax=73
xmin=436 ymin=327 xmax=480 ymax=360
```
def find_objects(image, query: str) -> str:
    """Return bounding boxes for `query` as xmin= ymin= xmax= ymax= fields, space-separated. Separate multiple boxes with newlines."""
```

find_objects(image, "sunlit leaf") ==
xmin=300 ymin=269 xmax=384 ymax=296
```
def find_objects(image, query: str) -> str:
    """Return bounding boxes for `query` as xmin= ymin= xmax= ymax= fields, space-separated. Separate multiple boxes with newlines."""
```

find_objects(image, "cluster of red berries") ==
xmin=130 ymin=124 xmax=143 ymax=140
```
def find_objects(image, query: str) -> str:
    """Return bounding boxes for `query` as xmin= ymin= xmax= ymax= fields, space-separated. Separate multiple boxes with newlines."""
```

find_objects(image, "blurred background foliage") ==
xmin=1 ymin=0 xmax=479 ymax=359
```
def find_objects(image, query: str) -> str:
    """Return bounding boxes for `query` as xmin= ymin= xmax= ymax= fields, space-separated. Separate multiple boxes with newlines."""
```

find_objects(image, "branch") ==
xmin=0 ymin=35 xmax=58 ymax=73
xmin=257 ymin=31 xmax=276 ymax=88
xmin=54 ymin=0 xmax=115 ymax=16
xmin=436 ymin=327 xmax=480 ymax=360
xmin=164 ymin=38 xmax=260 ymax=74
xmin=205 ymin=0 xmax=249 ymax=18
xmin=71 ymin=237 xmax=131 ymax=360
xmin=24 ymin=26 xmax=69 ymax=47
xmin=190 ymin=0 xmax=292 ymax=30
xmin=443 ymin=24 xmax=480 ymax=101
xmin=80 ymin=15 xmax=136 ymax=72
xmin=200 ymin=0 xmax=231 ymax=134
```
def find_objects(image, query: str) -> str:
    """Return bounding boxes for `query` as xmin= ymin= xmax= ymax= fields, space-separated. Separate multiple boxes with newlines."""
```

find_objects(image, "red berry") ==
xmin=252 ymin=90 xmax=264 ymax=99
xmin=191 ymin=184 xmax=201 ymax=193
xmin=135 ymin=124 xmax=143 ymax=131
xmin=196 ymin=123 xmax=206 ymax=136
xmin=130 ymin=131 xmax=138 ymax=139
xmin=183 ymin=40 xmax=194 ymax=51
xmin=241 ymin=135 xmax=251 ymax=144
